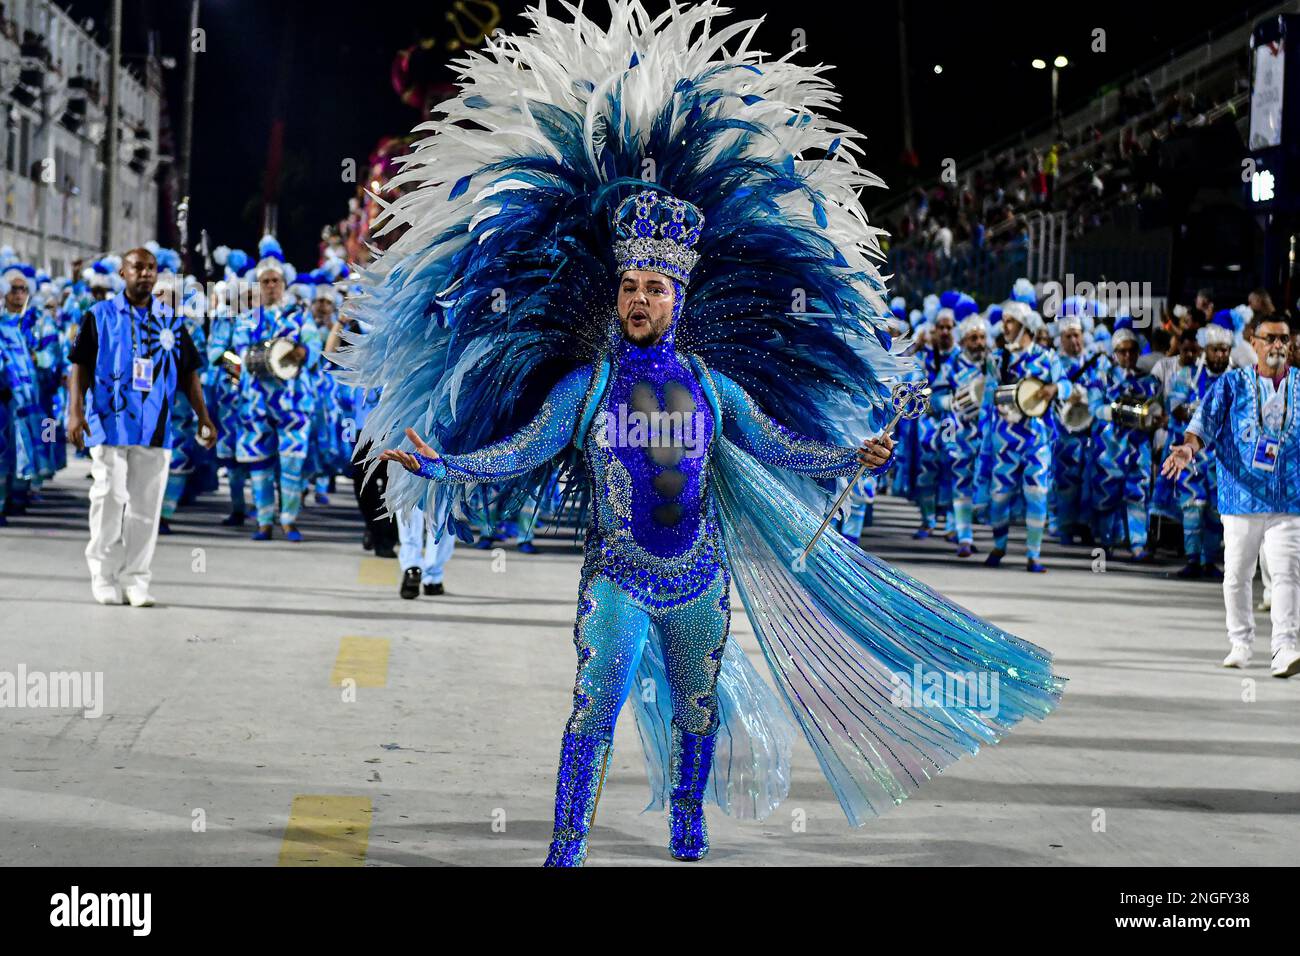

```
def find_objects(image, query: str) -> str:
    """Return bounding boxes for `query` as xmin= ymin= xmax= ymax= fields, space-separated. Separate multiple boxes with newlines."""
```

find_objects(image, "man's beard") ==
xmin=621 ymin=308 xmax=668 ymax=346
xmin=1265 ymin=350 xmax=1287 ymax=370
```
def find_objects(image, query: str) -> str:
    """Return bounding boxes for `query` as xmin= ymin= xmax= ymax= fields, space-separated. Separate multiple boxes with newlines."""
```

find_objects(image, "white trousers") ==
xmin=86 ymin=445 xmax=171 ymax=592
xmin=397 ymin=506 xmax=457 ymax=583
xmin=1221 ymin=513 xmax=1300 ymax=653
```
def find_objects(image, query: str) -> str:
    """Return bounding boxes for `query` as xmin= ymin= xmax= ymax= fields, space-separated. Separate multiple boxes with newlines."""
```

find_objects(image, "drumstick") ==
xmin=800 ymin=385 xmax=930 ymax=563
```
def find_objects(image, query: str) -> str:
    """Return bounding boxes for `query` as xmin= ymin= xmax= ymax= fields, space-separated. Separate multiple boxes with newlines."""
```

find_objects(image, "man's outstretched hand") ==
xmin=1161 ymin=443 xmax=1194 ymax=479
xmin=378 ymin=427 xmax=441 ymax=474
xmin=857 ymin=433 xmax=894 ymax=470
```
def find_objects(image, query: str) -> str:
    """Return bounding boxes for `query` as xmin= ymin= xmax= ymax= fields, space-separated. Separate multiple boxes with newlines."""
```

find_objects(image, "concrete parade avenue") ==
xmin=0 ymin=456 xmax=1295 ymax=867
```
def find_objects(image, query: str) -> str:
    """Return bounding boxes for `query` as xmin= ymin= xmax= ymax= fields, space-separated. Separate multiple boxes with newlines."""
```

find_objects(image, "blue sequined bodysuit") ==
xmin=412 ymin=330 xmax=862 ymax=741
xmin=415 ymin=334 xmax=861 ymax=609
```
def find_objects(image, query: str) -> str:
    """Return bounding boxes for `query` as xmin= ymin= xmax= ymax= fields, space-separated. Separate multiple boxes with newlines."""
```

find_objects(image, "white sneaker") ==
xmin=1222 ymin=645 xmax=1252 ymax=669
xmin=91 ymin=584 xmax=123 ymax=606
xmin=1271 ymin=647 xmax=1300 ymax=679
xmin=125 ymin=588 xmax=156 ymax=608
xmin=1257 ymin=596 xmax=1272 ymax=612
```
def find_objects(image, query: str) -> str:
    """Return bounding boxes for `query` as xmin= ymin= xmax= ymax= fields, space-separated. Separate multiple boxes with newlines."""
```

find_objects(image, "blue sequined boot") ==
xmin=668 ymin=723 xmax=716 ymax=861
xmin=542 ymin=732 xmax=611 ymax=867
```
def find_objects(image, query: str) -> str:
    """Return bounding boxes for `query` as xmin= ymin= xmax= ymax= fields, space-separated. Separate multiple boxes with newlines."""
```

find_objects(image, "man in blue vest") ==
xmin=67 ymin=248 xmax=215 ymax=606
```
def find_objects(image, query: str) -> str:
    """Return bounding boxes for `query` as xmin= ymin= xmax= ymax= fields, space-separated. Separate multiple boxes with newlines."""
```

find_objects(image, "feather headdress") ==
xmin=339 ymin=0 xmax=909 ymax=529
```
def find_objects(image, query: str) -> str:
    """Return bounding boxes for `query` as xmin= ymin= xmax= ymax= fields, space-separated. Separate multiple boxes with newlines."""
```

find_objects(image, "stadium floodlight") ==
xmin=933 ymin=64 xmax=943 ymax=74
xmin=1031 ymin=58 xmax=1047 ymax=70
xmin=1054 ymin=55 xmax=1069 ymax=69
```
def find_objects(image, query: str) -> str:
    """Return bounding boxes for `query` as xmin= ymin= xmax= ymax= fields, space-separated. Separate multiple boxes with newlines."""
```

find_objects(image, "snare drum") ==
xmin=1055 ymin=396 xmax=1094 ymax=434
xmin=951 ymin=377 xmax=986 ymax=421
xmin=1109 ymin=393 xmax=1160 ymax=432
xmin=994 ymin=376 xmax=1050 ymax=421
xmin=241 ymin=337 xmax=301 ymax=382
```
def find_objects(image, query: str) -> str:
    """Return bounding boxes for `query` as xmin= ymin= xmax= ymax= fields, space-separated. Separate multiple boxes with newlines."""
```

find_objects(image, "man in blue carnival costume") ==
xmin=1161 ymin=321 xmax=1231 ymax=580
xmin=1165 ymin=312 xmax=1300 ymax=678
xmin=1049 ymin=314 xmax=1103 ymax=546
xmin=233 ymin=236 xmax=322 ymax=541
xmin=911 ymin=304 xmax=958 ymax=539
xmin=206 ymin=252 xmax=254 ymax=525
xmin=985 ymin=301 xmax=1071 ymax=572
xmin=931 ymin=312 xmax=995 ymax=558
xmin=0 ymin=259 xmax=44 ymax=521
xmin=344 ymin=0 xmax=1064 ymax=866
xmin=1088 ymin=323 xmax=1164 ymax=561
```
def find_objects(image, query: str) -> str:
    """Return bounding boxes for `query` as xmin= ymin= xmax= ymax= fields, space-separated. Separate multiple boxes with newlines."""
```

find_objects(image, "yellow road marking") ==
xmin=331 ymin=636 xmax=390 ymax=688
xmin=358 ymin=557 xmax=399 ymax=586
xmin=279 ymin=795 xmax=372 ymax=866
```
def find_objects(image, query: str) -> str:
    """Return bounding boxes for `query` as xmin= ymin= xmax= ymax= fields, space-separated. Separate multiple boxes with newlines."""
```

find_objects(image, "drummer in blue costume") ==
xmin=932 ymin=312 xmax=996 ymax=557
xmin=1050 ymin=314 xmax=1105 ymax=545
xmin=207 ymin=250 xmax=254 ymax=525
xmin=233 ymin=236 xmax=322 ymax=541
xmin=0 ymin=260 xmax=43 ymax=522
xmin=1163 ymin=320 xmax=1232 ymax=579
xmin=912 ymin=302 xmax=958 ymax=539
xmin=986 ymin=301 xmax=1071 ymax=571
xmin=1088 ymin=323 xmax=1165 ymax=561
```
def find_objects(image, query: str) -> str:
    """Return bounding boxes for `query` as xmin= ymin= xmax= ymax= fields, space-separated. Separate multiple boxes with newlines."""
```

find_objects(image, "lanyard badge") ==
xmin=132 ymin=355 xmax=154 ymax=391
xmin=1249 ymin=374 xmax=1287 ymax=471
xmin=1252 ymin=436 xmax=1280 ymax=473
xmin=130 ymin=305 xmax=153 ymax=391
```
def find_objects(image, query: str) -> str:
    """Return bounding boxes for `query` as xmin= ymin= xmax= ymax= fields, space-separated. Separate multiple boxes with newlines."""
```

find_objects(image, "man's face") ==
xmin=91 ymin=287 xmax=108 ymax=301
xmin=1205 ymin=343 xmax=1231 ymax=375
xmin=961 ymin=330 xmax=986 ymax=362
xmin=121 ymin=253 xmax=158 ymax=301
xmin=933 ymin=316 xmax=955 ymax=351
xmin=1060 ymin=327 xmax=1083 ymax=356
xmin=1002 ymin=317 xmax=1025 ymax=347
xmin=259 ymin=270 xmax=286 ymax=307
xmin=1252 ymin=320 xmax=1291 ymax=373
xmin=1195 ymin=294 xmax=1211 ymax=314
xmin=1113 ymin=340 xmax=1139 ymax=370
xmin=1249 ymin=292 xmax=1266 ymax=314
xmin=618 ymin=270 xmax=675 ymax=347
xmin=1179 ymin=337 xmax=1201 ymax=367
xmin=4 ymin=278 xmax=29 ymax=313
xmin=312 ymin=298 xmax=336 ymax=325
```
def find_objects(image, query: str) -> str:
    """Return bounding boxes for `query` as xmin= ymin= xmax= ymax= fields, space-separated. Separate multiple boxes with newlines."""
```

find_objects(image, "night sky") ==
xmin=60 ymin=0 xmax=1266 ymax=267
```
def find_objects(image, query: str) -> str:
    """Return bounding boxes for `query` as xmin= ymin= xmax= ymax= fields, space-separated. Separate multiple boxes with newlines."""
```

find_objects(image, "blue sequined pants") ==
xmin=566 ymin=569 xmax=730 ymax=741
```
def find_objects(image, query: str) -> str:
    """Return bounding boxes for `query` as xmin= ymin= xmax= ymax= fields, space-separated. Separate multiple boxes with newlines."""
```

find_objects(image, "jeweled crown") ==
xmin=612 ymin=189 xmax=704 ymax=285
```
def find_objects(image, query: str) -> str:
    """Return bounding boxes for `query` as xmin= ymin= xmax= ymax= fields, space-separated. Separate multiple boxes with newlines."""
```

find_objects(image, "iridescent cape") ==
xmin=588 ymin=355 xmax=1063 ymax=826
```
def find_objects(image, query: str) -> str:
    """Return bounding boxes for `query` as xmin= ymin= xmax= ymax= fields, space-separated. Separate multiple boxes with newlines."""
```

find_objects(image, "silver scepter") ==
xmin=799 ymin=381 xmax=932 ymax=562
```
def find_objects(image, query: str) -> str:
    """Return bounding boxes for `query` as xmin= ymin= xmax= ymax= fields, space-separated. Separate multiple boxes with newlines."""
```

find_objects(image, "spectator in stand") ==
xmin=935 ymin=223 xmax=953 ymax=260
xmin=1044 ymin=144 xmax=1060 ymax=205
xmin=1249 ymin=288 xmax=1275 ymax=320
xmin=1195 ymin=288 xmax=1215 ymax=326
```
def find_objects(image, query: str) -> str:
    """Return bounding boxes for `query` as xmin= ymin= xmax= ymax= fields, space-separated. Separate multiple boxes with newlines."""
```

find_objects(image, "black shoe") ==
xmin=400 ymin=567 xmax=421 ymax=599
xmin=362 ymin=529 xmax=374 ymax=551
xmin=374 ymin=542 xmax=397 ymax=559
xmin=220 ymin=512 xmax=247 ymax=527
xmin=423 ymin=581 xmax=444 ymax=596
